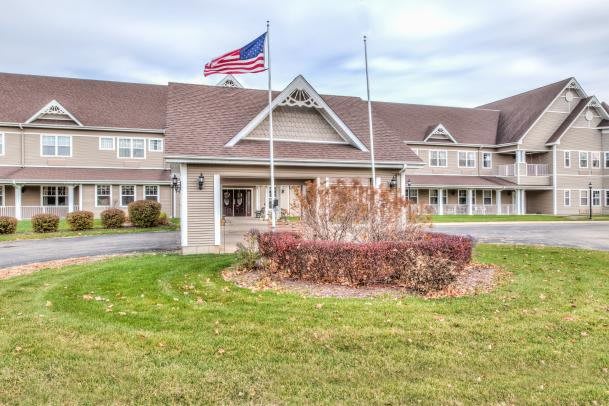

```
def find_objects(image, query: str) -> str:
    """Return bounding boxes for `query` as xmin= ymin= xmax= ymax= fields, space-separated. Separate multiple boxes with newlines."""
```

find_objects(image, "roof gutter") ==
xmin=0 ymin=121 xmax=165 ymax=134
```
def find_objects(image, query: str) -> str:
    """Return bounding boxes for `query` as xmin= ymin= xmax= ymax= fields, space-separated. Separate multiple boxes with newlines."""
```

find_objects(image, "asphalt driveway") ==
xmin=0 ymin=232 xmax=179 ymax=269
xmin=434 ymin=222 xmax=609 ymax=251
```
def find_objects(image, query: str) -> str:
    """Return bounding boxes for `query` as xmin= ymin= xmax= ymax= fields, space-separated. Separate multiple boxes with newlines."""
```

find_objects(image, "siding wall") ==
xmin=409 ymin=146 xmax=513 ymax=176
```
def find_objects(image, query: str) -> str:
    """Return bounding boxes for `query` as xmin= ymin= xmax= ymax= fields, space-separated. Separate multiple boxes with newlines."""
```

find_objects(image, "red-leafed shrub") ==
xmin=257 ymin=231 xmax=473 ymax=293
xmin=101 ymin=208 xmax=126 ymax=229
xmin=128 ymin=200 xmax=162 ymax=228
xmin=66 ymin=210 xmax=94 ymax=231
xmin=0 ymin=216 xmax=18 ymax=234
xmin=31 ymin=213 xmax=60 ymax=233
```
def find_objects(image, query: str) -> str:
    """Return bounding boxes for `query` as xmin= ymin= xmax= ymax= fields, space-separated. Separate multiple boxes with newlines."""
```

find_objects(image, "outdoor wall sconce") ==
xmin=389 ymin=175 xmax=397 ymax=189
xmin=170 ymin=174 xmax=182 ymax=193
xmin=197 ymin=173 xmax=205 ymax=190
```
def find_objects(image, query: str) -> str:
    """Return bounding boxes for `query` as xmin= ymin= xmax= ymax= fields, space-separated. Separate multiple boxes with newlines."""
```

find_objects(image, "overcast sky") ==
xmin=2 ymin=0 xmax=608 ymax=107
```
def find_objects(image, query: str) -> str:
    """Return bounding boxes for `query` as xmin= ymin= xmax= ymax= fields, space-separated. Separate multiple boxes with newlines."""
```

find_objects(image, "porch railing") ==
xmin=526 ymin=164 xmax=548 ymax=176
xmin=497 ymin=164 xmax=516 ymax=177
xmin=426 ymin=204 xmax=515 ymax=215
xmin=497 ymin=163 xmax=548 ymax=177
xmin=0 ymin=206 xmax=16 ymax=217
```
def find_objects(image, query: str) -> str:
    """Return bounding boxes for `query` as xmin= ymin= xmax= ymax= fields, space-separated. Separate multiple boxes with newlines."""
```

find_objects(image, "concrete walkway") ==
xmin=0 ymin=232 xmax=179 ymax=269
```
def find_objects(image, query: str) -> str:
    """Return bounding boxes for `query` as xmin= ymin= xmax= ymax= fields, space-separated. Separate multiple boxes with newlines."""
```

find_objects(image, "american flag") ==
xmin=204 ymin=33 xmax=267 ymax=76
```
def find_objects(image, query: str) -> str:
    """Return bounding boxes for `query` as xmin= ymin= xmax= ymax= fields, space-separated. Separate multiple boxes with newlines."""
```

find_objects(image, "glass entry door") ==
xmin=222 ymin=189 xmax=252 ymax=217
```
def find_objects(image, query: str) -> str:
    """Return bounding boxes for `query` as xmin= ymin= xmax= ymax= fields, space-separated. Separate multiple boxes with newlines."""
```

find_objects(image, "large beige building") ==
xmin=0 ymin=72 xmax=607 ymax=253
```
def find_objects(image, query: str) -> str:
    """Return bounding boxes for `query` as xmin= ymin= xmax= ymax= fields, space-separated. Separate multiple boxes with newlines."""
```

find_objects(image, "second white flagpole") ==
xmin=363 ymin=35 xmax=377 ymax=188
xmin=267 ymin=20 xmax=277 ymax=230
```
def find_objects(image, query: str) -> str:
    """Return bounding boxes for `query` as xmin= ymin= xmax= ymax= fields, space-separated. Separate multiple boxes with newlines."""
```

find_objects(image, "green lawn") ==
xmin=432 ymin=214 xmax=609 ymax=223
xmin=0 ymin=218 xmax=179 ymax=242
xmin=1 ymin=246 xmax=608 ymax=404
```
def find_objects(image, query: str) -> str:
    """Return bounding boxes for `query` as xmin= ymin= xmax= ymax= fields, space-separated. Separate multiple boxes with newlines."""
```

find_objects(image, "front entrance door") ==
xmin=222 ymin=189 xmax=251 ymax=217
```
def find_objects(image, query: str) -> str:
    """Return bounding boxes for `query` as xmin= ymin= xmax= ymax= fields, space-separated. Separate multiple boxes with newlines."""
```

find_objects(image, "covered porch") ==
xmin=0 ymin=184 xmax=81 ymax=219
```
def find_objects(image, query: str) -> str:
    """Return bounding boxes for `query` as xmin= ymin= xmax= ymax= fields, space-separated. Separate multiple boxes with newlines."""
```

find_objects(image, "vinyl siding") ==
xmin=520 ymin=111 xmax=567 ymax=151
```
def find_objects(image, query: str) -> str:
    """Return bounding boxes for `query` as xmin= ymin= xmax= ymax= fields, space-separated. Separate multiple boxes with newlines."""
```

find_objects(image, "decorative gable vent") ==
xmin=279 ymin=89 xmax=321 ymax=108
xmin=424 ymin=124 xmax=457 ymax=143
xmin=26 ymin=100 xmax=82 ymax=126
xmin=216 ymin=74 xmax=244 ymax=88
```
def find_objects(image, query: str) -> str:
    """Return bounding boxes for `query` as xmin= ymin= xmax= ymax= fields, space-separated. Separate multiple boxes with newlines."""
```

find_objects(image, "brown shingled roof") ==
xmin=0 ymin=167 xmax=170 ymax=183
xmin=477 ymin=78 xmax=572 ymax=144
xmin=601 ymin=102 xmax=609 ymax=127
xmin=405 ymin=175 xmax=516 ymax=188
xmin=546 ymin=97 xmax=592 ymax=145
xmin=165 ymin=83 xmax=422 ymax=164
xmin=0 ymin=72 xmax=167 ymax=129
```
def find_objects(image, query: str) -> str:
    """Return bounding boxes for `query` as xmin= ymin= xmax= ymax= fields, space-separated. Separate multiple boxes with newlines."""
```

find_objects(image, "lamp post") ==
xmin=588 ymin=181 xmax=593 ymax=220
xmin=389 ymin=174 xmax=397 ymax=190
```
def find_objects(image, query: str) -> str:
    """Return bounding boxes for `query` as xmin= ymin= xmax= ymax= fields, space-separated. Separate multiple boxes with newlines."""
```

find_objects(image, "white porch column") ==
xmin=254 ymin=186 xmax=260 ymax=211
xmin=264 ymin=186 xmax=269 ymax=220
xmin=496 ymin=190 xmax=502 ymax=215
xmin=467 ymin=189 xmax=473 ymax=215
xmin=14 ymin=184 xmax=22 ymax=220
xmin=68 ymin=185 xmax=75 ymax=213
xmin=179 ymin=164 xmax=188 ymax=247
xmin=437 ymin=189 xmax=444 ymax=215
xmin=515 ymin=190 xmax=522 ymax=215
xmin=78 ymin=184 xmax=83 ymax=211
xmin=521 ymin=190 xmax=527 ymax=215
xmin=399 ymin=171 xmax=406 ymax=198
xmin=214 ymin=174 xmax=221 ymax=246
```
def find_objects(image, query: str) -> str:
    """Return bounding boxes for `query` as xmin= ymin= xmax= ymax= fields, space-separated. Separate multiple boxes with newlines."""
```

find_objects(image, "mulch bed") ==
xmin=223 ymin=263 xmax=506 ymax=299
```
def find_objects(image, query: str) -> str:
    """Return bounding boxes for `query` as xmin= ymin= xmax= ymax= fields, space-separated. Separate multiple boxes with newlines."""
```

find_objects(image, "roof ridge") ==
xmin=477 ymin=77 xmax=573 ymax=108
xmin=0 ymin=71 xmax=167 ymax=88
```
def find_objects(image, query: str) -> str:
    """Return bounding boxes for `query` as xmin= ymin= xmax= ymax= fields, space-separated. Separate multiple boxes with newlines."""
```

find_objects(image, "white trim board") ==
xmin=26 ymin=100 xmax=83 ymax=127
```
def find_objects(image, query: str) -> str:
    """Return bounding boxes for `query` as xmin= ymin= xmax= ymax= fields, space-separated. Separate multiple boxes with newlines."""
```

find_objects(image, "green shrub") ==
xmin=157 ymin=212 xmax=169 ymax=226
xmin=31 ymin=213 xmax=60 ymax=233
xmin=0 ymin=216 xmax=18 ymax=234
xmin=101 ymin=208 xmax=126 ymax=229
xmin=128 ymin=200 xmax=161 ymax=228
xmin=66 ymin=210 xmax=94 ymax=231
xmin=235 ymin=229 xmax=261 ymax=270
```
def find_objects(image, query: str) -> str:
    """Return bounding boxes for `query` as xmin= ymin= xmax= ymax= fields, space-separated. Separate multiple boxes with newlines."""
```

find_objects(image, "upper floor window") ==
xmin=148 ymin=139 xmax=164 ymax=152
xmin=0 ymin=133 xmax=4 ymax=155
xmin=564 ymin=151 xmax=571 ymax=168
xmin=605 ymin=152 xmax=609 ymax=168
xmin=429 ymin=150 xmax=447 ymax=167
xmin=118 ymin=138 xmax=146 ymax=159
xmin=482 ymin=152 xmax=492 ymax=168
xmin=99 ymin=137 xmax=115 ymax=151
xmin=41 ymin=135 xmax=71 ymax=157
xmin=458 ymin=151 xmax=476 ymax=168
xmin=144 ymin=185 xmax=159 ymax=202
xmin=579 ymin=151 xmax=588 ymax=168
xmin=591 ymin=152 xmax=600 ymax=168
xmin=42 ymin=186 xmax=67 ymax=206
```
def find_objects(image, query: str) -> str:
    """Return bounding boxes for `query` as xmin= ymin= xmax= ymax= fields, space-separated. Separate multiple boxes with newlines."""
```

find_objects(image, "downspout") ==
xmin=552 ymin=144 xmax=557 ymax=215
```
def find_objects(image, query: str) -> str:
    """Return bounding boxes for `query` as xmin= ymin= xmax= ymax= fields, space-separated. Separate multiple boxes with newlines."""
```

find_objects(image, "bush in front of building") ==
xmin=157 ymin=212 xmax=169 ymax=226
xmin=128 ymin=200 xmax=162 ymax=228
xmin=100 ymin=208 xmax=126 ymax=229
xmin=31 ymin=213 xmax=60 ymax=233
xmin=257 ymin=231 xmax=474 ymax=293
xmin=0 ymin=216 xmax=18 ymax=234
xmin=66 ymin=210 xmax=94 ymax=231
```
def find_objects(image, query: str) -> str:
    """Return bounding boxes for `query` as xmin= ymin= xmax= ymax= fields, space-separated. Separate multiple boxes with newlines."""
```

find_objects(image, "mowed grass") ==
xmin=0 ymin=218 xmax=179 ymax=242
xmin=432 ymin=214 xmax=609 ymax=222
xmin=1 ymin=246 xmax=609 ymax=404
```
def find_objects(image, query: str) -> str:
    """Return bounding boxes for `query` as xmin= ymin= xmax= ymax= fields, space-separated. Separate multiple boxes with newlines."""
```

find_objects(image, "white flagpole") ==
xmin=363 ymin=35 xmax=377 ymax=188
xmin=267 ymin=20 xmax=277 ymax=230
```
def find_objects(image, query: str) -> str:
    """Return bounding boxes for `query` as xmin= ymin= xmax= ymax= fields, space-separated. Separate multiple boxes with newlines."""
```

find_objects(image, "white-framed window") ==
xmin=148 ymin=139 xmax=163 ymax=152
xmin=564 ymin=190 xmax=571 ymax=207
xmin=564 ymin=151 xmax=571 ymax=168
xmin=429 ymin=150 xmax=447 ymax=167
xmin=458 ymin=151 xmax=476 ymax=168
xmin=429 ymin=189 xmax=447 ymax=205
xmin=0 ymin=185 xmax=4 ymax=206
xmin=579 ymin=151 xmax=588 ymax=168
xmin=483 ymin=190 xmax=492 ymax=205
xmin=118 ymin=138 xmax=146 ymax=159
xmin=120 ymin=185 xmax=136 ymax=206
xmin=42 ymin=186 xmax=67 ymax=206
xmin=579 ymin=190 xmax=588 ymax=206
xmin=0 ymin=133 xmax=4 ymax=156
xmin=605 ymin=190 xmax=609 ymax=207
xmin=458 ymin=190 xmax=467 ymax=205
xmin=99 ymin=137 xmax=115 ymax=150
xmin=592 ymin=190 xmax=601 ymax=206
xmin=406 ymin=188 xmax=418 ymax=204
xmin=96 ymin=185 xmax=112 ymax=207
xmin=41 ymin=135 xmax=71 ymax=157
xmin=591 ymin=152 xmax=600 ymax=168
xmin=144 ymin=185 xmax=159 ymax=202
xmin=482 ymin=152 xmax=492 ymax=169
xmin=605 ymin=152 xmax=609 ymax=168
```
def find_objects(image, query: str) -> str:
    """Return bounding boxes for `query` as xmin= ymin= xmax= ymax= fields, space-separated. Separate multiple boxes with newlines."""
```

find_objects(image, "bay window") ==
xmin=41 ymin=135 xmax=71 ymax=157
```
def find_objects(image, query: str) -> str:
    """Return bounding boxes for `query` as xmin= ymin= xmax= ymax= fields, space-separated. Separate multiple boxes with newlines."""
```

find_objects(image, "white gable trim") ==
xmin=25 ymin=100 xmax=83 ymax=127
xmin=423 ymin=124 xmax=457 ymax=143
xmin=225 ymin=75 xmax=368 ymax=152
xmin=517 ymin=77 xmax=586 ymax=144
xmin=216 ymin=74 xmax=244 ymax=88
xmin=546 ymin=96 xmax=608 ymax=145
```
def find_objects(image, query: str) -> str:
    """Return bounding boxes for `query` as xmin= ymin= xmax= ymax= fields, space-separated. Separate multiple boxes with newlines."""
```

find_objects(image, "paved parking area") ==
xmin=433 ymin=222 xmax=609 ymax=251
